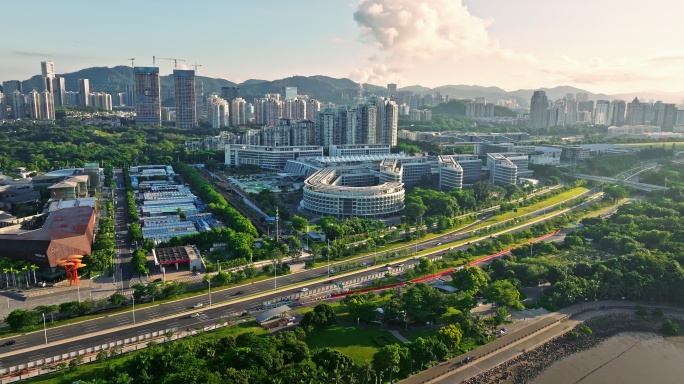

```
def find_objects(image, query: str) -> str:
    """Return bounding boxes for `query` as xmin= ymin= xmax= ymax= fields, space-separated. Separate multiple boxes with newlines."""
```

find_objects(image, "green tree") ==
xmin=484 ymin=280 xmax=524 ymax=310
xmin=291 ymin=215 xmax=309 ymax=233
xmin=109 ymin=293 xmax=127 ymax=307
xmin=372 ymin=344 xmax=406 ymax=382
xmin=4 ymin=309 xmax=41 ymax=330
xmin=437 ymin=324 xmax=463 ymax=350
xmin=451 ymin=266 xmax=489 ymax=295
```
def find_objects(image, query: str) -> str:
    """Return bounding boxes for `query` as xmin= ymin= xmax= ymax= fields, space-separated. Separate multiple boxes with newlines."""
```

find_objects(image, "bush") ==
xmin=651 ymin=308 xmax=664 ymax=318
xmin=661 ymin=319 xmax=680 ymax=336
xmin=635 ymin=305 xmax=648 ymax=317
xmin=579 ymin=325 xmax=593 ymax=335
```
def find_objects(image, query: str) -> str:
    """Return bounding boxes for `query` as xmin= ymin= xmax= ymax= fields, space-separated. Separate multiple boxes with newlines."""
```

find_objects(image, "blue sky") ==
xmin=2 ymin=0 xmax=683 ymax=94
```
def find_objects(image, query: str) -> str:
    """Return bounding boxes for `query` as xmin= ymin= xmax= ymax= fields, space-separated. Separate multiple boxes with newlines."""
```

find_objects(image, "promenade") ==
xmin=399 ymin=301 xmax=681 ymax=384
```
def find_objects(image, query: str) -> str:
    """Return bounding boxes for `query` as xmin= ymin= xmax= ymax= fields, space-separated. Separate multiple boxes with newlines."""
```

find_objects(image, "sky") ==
xmin=1 ymin=0 xmax=683 ymax=95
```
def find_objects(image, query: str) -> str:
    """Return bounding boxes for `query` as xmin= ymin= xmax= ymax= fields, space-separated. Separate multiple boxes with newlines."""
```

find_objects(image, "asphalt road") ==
xmin=0 ymin=186 xmax=600 ymax=368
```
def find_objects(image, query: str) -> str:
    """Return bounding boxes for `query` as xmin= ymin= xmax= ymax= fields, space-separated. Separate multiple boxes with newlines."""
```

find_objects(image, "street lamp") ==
xmin=274 ymin=260 xmax=278 ymax=291
xmin=327 ymin=223 xmax=333 ymax=277
xmin=42 ymin=313 xmax=47 ymax=345
xmin=208 ymin=278 xmax=212 ymax=306
xmin=77 ymin=284 xmax=81 ymax=303
xmin=132 ymin=296 xmax=136 ymax=324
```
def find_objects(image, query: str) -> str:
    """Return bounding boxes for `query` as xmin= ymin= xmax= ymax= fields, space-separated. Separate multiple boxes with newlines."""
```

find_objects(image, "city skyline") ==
xmin=1 ymin=0 xmax=683 ymax=95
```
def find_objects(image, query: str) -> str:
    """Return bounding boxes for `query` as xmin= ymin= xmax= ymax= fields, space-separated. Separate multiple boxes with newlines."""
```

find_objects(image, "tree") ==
xmin=372 ymin=344 xmax=406 ymax=382
xmin=301 ymin=303 xmax=337 ymax=331
xmin=311 ymin=348 xmax=354 ymax=375
xmin=109 ymin=293 xmax=127 ymax=307
xmin=291 ymin=215 xmax=309 ymax=233
xmin=401 ymin=283 xmax=447 ymax=324
xmin=484 ymin=280 xmax=524 ymax=310
xmin=451 ymin=266 xmax=489 ymax=295
xmin=4 ymin=309 xmax=41 ymax=330
xmin=437 ymin=324 xmax=463 ymax=350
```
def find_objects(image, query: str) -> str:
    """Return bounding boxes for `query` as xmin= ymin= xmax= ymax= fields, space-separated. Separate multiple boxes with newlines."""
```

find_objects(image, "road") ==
xmin=113 ymin=170 xmax=133 ymax=289
xmin=0 ymin=192 xmax=596 ymax=368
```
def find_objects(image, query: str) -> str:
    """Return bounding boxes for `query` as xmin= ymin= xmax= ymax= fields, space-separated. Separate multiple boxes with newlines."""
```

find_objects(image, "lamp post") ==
xmin=42 ymin=313 xmax=47 ymax=345
xmin=274 ymin=260 xmax=278 ymax=291
xmin=327 ymin=223 xmax=333 ymax=277
xmin=208 ymin=278 xmax=212 ymax=306
xmin=132 ymin=296 xmax=136 ymax=324
xmin=77 ymin=284 xmax=81 ymax=303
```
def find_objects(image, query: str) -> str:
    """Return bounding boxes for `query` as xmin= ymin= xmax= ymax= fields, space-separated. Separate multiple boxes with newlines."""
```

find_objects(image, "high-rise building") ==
xmin=27 ymin=90 xmax=55 ymax=120
xmin=282 ymin=98 xmax=306 ymax=120
xmin=356 ymin=104 xmax=377 ymax=144
xmin=565 ymin=99 xmax=578 ymax=125
xmin=134 ymin=67 xmax=161 ymax=126
xmin=206 ymin=94 xmax=229 ymax=128
xmin=387 ymin=83 xmax=397 ymax=97
xmin=529 ymin=90 xmax=548 ymax=128
xmin=8 ymin=90 xmax=25 ymax=118
xmin=336 ymin=106 xmax=358 ymax=145
xmin=89 ymin=92 xmax=113 ymax=110
xmin=626 ymin=97 xmax=645 ymax=125
xmin=594 ymin=100 xmax=610 ymax=125
xmin=379 ymin=100 xmax=398 ymax=146
xmin=315 ymin=108 xmax=336 ymax=146
xmin=77 ymin=79 xmax=90 ymax=107
xmin=125 ymin=85 xmax=136 ymax=106
xmin=41 ymin=61 xmax=55 ymax=93
xmin=284 ymin=87 xmax=297 ymax=99
xmin=306 ymin=99 xmax=321 ymax=120
xmin=2 ymin=80 xmax=22 ymax=96
xmin=0 ymin=92 xmax=5 ymax=120
xmin=220 ymin=87 xmax=239 ymax=101
xmin=114 ymin=92 xmax=126 ymax=107
xmin=254 ymin=95 xmax=282 ymax=125
xmin=608 ymin=100 xmax=626 ymax=126
xmin=230 ymin=97 xmax=247 ymax=126
xmin=52 ymin=77 xmax=65 ymax=106
xmin=173 ymin=69 xmax=197 ymax=129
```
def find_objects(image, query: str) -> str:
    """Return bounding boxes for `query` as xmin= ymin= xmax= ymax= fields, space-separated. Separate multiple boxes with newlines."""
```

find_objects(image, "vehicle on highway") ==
xmin=437 ymin=242 xmax=442 ymax=245
xmin=385 ymin=264 xmax=392 ymax=268
xmin=193 ymin=303 xmax=203 ymax=308
xmin=300 ymin=287 xmax=309 ymax=292
xmin=233 ymin=291 xmax=244 ymax=296
xmin=397 ymin=263 xmax=405 ymax=267
xmin=2 ymin=340 xmax=15 ymax=347
xmin=190 ymin=313 xmax=200 ymax=318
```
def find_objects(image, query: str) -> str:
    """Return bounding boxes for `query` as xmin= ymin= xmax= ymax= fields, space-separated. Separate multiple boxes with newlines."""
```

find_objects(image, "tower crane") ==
xmin=156 ymin=57 xmax=186 ymax=69
xmin=128 ymin=58 xmax=135 ymax=67
xmin=191 ymin=62 xmax=202 ymax=74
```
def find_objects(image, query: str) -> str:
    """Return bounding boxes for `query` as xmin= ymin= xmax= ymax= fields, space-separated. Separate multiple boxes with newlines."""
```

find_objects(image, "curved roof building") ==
xmin=301 ymin=167 xmax=404 ymax=218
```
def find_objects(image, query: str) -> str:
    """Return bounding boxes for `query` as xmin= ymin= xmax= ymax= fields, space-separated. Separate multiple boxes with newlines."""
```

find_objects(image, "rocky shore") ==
xmin=461 ymin=313 xmax=680 ymax=384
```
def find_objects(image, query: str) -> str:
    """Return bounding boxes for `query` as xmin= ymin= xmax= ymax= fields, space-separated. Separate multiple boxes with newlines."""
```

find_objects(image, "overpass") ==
xmin=567 ymin=174 xmax=666 ymax=192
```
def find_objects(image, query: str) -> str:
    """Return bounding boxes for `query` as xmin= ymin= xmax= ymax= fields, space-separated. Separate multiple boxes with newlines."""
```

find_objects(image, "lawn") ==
xmin=399 ymin=328 xmax=437 ymax=342
xmin=306 ymin=325 xmax=402 ymax=364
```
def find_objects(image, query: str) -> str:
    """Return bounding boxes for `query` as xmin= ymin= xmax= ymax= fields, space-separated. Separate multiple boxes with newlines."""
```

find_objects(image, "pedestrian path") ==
xmin=389 ymin=329 xmax=410 ymax=343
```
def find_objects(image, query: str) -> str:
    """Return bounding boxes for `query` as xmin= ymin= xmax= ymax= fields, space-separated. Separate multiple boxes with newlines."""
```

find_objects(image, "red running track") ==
xmin=330 ymin=229 xmax=561 ymax=299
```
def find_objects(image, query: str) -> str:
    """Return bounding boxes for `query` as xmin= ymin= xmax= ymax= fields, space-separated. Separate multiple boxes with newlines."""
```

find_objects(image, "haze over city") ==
xmin=2 ymin=0 xmax=684 ymax=94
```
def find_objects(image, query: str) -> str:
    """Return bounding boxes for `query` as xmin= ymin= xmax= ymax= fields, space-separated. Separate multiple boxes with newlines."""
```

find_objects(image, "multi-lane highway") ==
xmin=0 ymin=188 xmax=601 ymax=368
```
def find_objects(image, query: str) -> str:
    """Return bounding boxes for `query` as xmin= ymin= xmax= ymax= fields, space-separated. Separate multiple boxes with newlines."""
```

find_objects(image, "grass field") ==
xmin=622 ymin=141 xmax=684 ymax=150
xmin=306 ymin=325 xmax=402 ymax=364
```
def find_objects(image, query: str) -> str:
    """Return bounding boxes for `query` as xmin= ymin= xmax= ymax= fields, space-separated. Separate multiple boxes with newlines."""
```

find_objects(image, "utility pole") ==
xmin=128 ymin=58 xmax=135 ymax=67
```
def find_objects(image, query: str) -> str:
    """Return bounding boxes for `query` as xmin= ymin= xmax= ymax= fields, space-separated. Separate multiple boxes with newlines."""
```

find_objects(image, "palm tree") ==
xmin=29 ymin=264 xmax=39 ymax=285
xmin=8 ymin=265 xmax=17 ymax=288
xmin=20 ymin=265 xmax=29 ymax=288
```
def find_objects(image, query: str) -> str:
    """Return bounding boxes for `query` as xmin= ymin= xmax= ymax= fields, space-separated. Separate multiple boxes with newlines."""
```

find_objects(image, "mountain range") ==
xmin=15 ymin=66 xmax=684 ymax=105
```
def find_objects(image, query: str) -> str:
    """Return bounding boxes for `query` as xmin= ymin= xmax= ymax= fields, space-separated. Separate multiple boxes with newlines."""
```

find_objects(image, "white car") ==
xmin=300 ymin=288 xmax=309 ymax=292
xmin=193 ymin=303 xmax=203 ymax=308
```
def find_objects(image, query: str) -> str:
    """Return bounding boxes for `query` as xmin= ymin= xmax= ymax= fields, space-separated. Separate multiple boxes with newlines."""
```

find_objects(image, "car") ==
xmin=193 ymin=303 xmax=203 ymax=308
xmin=385 ymin=264 xmax=392 ymax=268
xmin=2 ymin=340 xmax=15 ymax=347
xmin=397 ymin=264 xmax=405 ymax=267
xmin=300 ymin=287 xmax=309 ymax=292
xmin=152 ymin=278 xmax=163 ymax=283
xmin=327 ymin=280 xmax=335 ymax=284
xmin=190 ymin=313 xmax=200 ymax=318
xmin=359 ymin=262 xmax=367 ymax=267
xmin=233 ymin=291 xmax=244 ymax=296
xmin=437 ymin=242 xmax=442 ymax=245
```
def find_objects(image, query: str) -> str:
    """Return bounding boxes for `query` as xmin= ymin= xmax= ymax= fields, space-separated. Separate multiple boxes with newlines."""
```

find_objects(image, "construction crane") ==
xmin=128 ymin=58 xmax=135 ymax=67
xmin=191 ymin=62 xmax=202 ymax=74
xmin=156 ymin=56 xmax=186 ymax=69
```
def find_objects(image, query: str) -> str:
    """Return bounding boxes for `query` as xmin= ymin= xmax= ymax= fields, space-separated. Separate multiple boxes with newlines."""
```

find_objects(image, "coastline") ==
xmin=460 ymin=313 xmax=683 ymax=384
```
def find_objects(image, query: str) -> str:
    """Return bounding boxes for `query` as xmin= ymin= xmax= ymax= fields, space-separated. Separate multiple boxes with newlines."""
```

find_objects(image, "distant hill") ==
xmin=16 ymin=66 xmax=684 ymax=105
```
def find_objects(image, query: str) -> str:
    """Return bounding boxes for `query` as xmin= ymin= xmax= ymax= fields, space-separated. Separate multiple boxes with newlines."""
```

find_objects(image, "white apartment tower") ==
xmin=230 ymin=97 xmax=247 ymax=126
xmin=77 ymin=79 xmax=90 ymax=107
xmin=207 ymin=94 xmax=230 ymax=128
